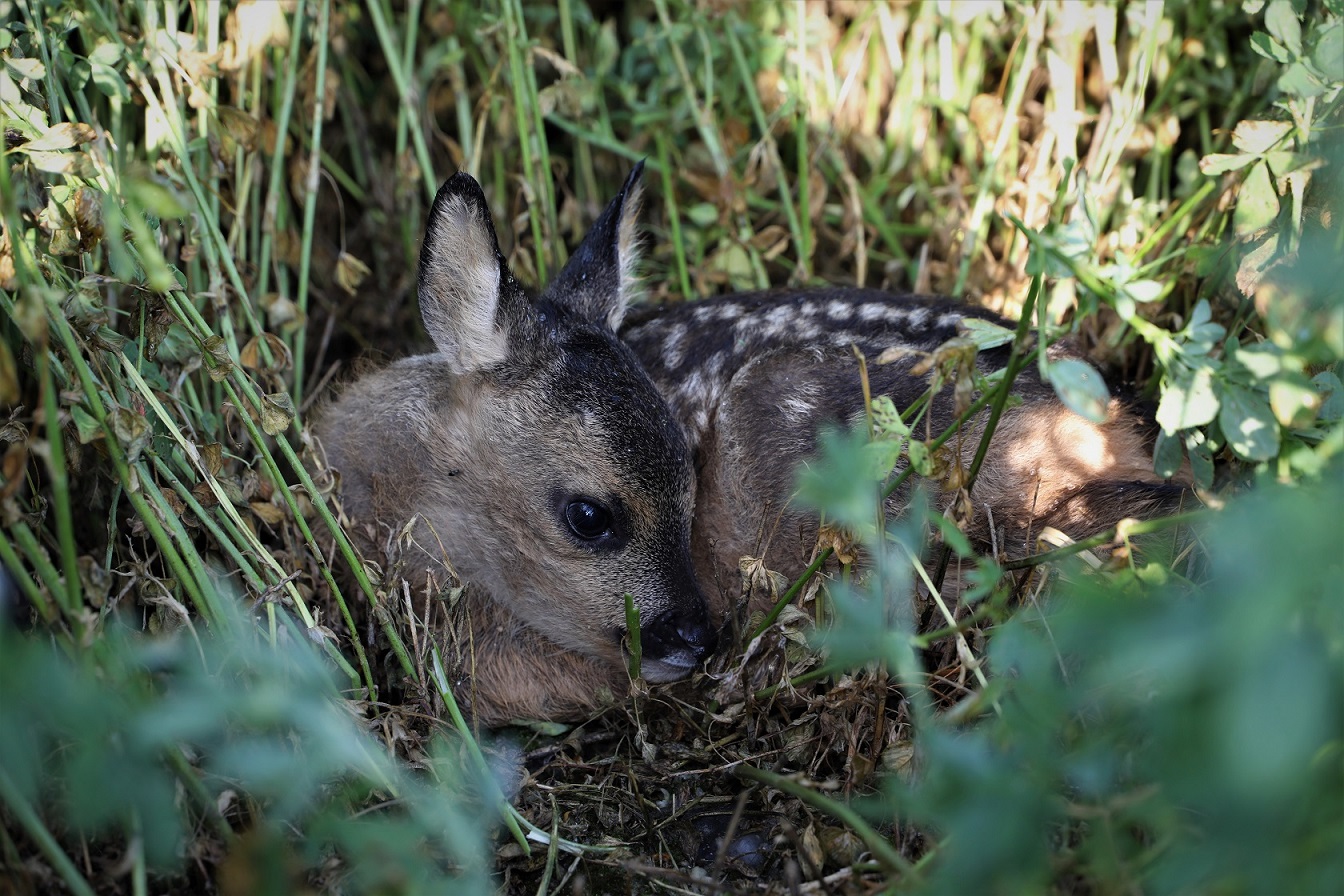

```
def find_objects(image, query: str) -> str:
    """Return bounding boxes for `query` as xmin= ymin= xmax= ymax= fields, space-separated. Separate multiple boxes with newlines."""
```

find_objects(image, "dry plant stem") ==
xmin=954 ymin=2 xmax=1046 ymax=295
xmin=999 ymin=510 xmax=1206 ymax=572
xmin=793 ymin=0 xmax=813 ymax=274
xmin=725 ymin=23 xmax=804 ymax=262
xmin=734 ymin=764 xmax=914 ymax=878
xmin=0 ymin=766 xmax=96 ymax=896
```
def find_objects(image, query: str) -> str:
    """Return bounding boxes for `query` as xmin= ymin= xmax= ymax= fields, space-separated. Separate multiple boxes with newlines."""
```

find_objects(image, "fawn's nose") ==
xmin=638 ymin=606 xmax=717 ymax=682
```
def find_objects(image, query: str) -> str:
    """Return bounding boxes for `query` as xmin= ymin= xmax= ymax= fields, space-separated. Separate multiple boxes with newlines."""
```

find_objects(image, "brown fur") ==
xmin=317 ymin=166 xmax=713 ymax=727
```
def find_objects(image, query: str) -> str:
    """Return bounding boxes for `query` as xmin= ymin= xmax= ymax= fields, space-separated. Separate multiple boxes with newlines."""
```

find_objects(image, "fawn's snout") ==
xmin=639 ymin=602 xmax=718 ymax=682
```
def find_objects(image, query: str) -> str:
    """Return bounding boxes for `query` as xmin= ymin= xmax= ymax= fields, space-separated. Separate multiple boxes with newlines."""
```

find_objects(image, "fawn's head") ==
xmin=378 ymin=164 xmax=713 ymax=682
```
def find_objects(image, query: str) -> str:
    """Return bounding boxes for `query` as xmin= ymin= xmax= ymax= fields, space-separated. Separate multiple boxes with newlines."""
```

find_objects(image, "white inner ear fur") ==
xmin=421 ymin=193 xmax=508 ymax=374
xmin=612 ymin=181 xmax=645 ymax=329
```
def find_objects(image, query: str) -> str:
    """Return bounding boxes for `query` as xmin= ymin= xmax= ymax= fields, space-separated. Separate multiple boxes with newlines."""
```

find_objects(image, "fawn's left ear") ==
xmin=544 ymin=162 xmax=645 ymax=331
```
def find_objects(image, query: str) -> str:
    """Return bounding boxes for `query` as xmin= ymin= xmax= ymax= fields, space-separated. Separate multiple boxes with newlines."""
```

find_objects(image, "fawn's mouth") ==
xmin=630 ymin=608 xmax=717 ymax=681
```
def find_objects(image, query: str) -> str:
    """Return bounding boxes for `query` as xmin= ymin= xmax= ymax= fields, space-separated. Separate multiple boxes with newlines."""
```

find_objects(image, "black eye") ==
xmin=564 ymin=498 xmax=613 ymax=541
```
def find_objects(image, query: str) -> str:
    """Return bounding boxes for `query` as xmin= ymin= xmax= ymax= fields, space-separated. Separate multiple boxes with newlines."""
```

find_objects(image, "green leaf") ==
xmin=1153 ymin=429 xmax=1184 ymax=480
xmin=1268 ymin=373 xmax=1321 ymax=429
xmin=685 ymin=202 xmax=718 ymax=227
xmin=1277 ymin=60 xmax=1326 ymax=97
xmin=1046 ymin=358 xmax=1110 ymax=424
xmin=88 ymin=41 xmax=123 ymax=66
xmin=90 ymin=62 xmax=130 ymax=101
xmin=1313 ymin=371 xmax=1342 ymax=421
xmin=1198 ymin=153 xmax=1256 ymax=176
xmin=1123 ymin=279 xmax=1164 ymax=304
xmin=5 ymin=56 xmax=45 ymax=80
xmin=870 ymin=395 xmax=909 ymax=438
xmin=907 ymin=439 xmax=932 ymax=477
xmin=1249 ymin=32 xmax=1292 ymax=63
xmin=21 ymin=121 xmax=97 ymax=152
xmin=1230 ymin=119 xmax=1292 ymax=155
xmin=128 ymin=180 xmax=189 ymax=220
xmin=1233 ymin=161 xmax=1280 ymax=236
xmin=1231 ymin=343 xmax=1284 ymax=379
xmin=71 ymin=405 xmax=103 ymax=444
xmin=959 ymin=317 xmax=1015 ymax=350
xmin=1312 ymin=20 xmax=1343 ymax=76
xmin=1184 ymin=431 xmax=1214 ymax=489
xmin=1158 ymin=364 xmax=1220 ymax=432
xmin=1264 ymin=0 xmax=1302 ymax=56
xmin=1219 ymin=383 xmax=1280 ymax=461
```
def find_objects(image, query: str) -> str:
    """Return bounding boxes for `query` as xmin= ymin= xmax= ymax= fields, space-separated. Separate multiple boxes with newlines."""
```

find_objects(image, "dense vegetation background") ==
xmin=1 ymin=0 xmax=1341 ymax=893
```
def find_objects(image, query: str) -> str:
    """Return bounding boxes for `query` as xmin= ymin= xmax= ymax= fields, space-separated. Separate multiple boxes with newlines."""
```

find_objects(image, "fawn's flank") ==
xmin=318 ymin=166 xmax=1186 ymax=725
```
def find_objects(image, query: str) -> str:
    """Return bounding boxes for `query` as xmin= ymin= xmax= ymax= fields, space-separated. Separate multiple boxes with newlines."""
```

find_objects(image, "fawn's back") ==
xmin=623 ymin=290 xmax=1188 ymax=613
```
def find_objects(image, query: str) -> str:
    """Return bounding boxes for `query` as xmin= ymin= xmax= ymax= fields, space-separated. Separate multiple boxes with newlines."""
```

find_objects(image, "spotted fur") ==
xmin=622 ymin=290 xmax=1189 ymax=614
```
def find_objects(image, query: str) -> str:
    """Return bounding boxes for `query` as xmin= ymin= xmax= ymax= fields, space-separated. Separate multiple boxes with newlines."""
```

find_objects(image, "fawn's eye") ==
xmin=563 ymin=498 xmax=614 ymax=541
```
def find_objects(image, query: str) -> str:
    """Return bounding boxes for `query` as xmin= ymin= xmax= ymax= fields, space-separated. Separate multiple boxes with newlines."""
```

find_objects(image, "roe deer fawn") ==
xmin=318 ymin=166 xmax=1186 ymax=725
xmin=317 ymin=165 xmax=714 ymax=725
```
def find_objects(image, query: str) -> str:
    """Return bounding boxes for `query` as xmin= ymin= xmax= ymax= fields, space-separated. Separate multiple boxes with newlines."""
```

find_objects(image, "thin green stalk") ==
xmin=44 ymin=306 xmax=226 ymax=628
xmin=791 ymin=1 xmax=814 ymax=278
xmin=655 ymin=134 xmax=693 ymax=299
xmin=751 ymin=549 xmax=831 ymax=641
xmin=0 ymin=766 xmax=96 ymax=896
xmin=501 ymin=0 xmax=553 ymax=279
xmin=3 ymin=522 xmax=63 ymax=624
xmin=150 ymin=454 xmax=268 ymax=593
xmin=651 ymin=0 xmax=728 ymax=178
xmin=964 ymin=276 xmax=1040 ymax=489
xmin=137 ymin=461 xmax=226 ymax=623
xmin=293 ymin=0 xmax=331 ymax=408
xmin=36 ymin=347 xmax=81 ymax=617
xmin=725 ymin=19 xmax=803 ymax=264
xmin=367 ymin=0 xmax=437 ymax=203
xmin=735 ymin=763 xmax=914 ymax=877
xmin=254 ymin=0 xmax=308 ymax=307
xmin=557 ymin=0 xmax=596 ymax=207
xmin=429 ymin=646 xmax=531 ymax=854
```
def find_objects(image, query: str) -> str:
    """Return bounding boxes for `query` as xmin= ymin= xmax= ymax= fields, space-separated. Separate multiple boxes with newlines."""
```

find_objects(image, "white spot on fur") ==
xmin=937 ymin=312 xmax=960 ymax=329
xmin=662 ymin=325 xmax=687 ymax=369
xmin=781 ymin=395 xmax=815 ymax=424
xmin=827 ymin=300 xmax=851 ymax=320
xmin=859 ymin=303 xmax=889 ymax=321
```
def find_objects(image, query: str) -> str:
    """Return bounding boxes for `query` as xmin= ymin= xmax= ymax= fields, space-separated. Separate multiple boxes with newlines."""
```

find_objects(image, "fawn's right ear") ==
xmin=418 ymin=173 xmax=519 ymax=375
